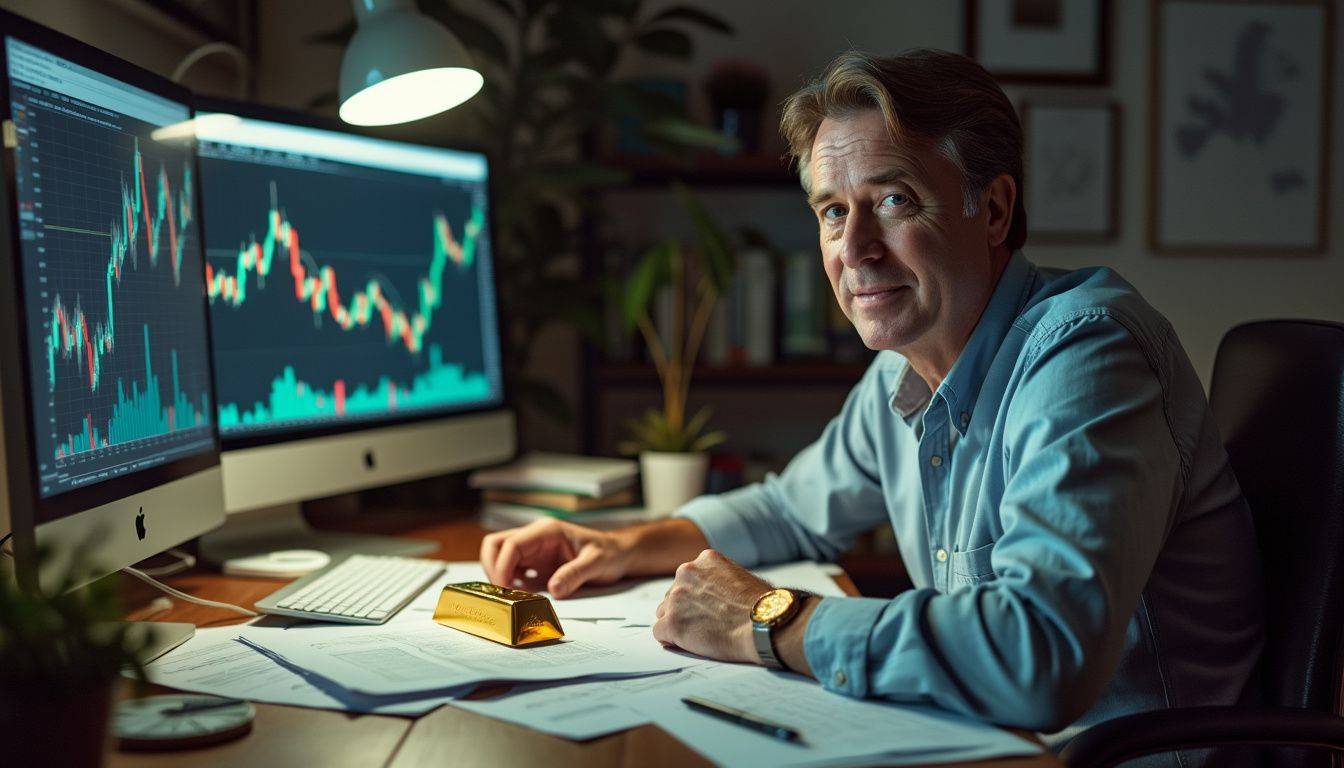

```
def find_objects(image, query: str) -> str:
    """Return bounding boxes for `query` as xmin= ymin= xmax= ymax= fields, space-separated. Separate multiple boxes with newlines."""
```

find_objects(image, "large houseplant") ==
xmin=615 ymin=184 xmax=739 ymax=513
xmin=0 ymin=547 xmax=151 ymax=767
xmin=311 ymin=0 xmax=737 ymax=427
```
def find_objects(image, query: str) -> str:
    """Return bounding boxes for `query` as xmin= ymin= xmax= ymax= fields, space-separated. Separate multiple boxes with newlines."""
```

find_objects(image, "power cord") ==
xmin=120 ymin=565 xmax=258 ymax=618
xmin=1 ymin=531 xmax=255 ymax=617
xmin=134 ymin=548 xmax=197 ymax=577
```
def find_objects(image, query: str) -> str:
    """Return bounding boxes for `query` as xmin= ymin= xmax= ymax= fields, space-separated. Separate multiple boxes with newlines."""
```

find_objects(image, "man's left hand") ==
xmin=652 ymin=549 xmax=771 ymax=664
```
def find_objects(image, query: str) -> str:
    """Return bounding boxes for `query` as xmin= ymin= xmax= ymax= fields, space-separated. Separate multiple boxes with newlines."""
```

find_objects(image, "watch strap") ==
xmin=751 ymin=589 xmax=812 ymax=670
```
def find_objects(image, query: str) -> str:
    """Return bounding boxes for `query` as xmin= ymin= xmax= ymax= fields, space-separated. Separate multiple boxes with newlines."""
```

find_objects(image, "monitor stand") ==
xmin=198 ymin=503 xmax=437 ymax=578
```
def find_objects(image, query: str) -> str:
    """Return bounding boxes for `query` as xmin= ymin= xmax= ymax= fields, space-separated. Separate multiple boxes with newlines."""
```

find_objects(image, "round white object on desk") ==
xmin=115 ymin=695 xmax=254 ymax=751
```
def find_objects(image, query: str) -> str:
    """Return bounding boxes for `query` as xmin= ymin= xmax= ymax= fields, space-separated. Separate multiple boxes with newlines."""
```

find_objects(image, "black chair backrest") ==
xmin=1208 ymin=320 xmax=1344 ymax=717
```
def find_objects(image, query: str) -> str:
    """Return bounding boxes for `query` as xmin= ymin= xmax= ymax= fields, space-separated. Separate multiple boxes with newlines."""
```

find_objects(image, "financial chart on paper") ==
xmin=6 ymin=37 xmax=214 ymax=497
xmin=196 ymin=115 xmax=503 ymax=441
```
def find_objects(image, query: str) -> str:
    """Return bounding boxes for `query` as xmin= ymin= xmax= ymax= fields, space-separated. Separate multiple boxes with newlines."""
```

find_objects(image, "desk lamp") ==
xmin=339 ymin=0 xmax=484 ymax=126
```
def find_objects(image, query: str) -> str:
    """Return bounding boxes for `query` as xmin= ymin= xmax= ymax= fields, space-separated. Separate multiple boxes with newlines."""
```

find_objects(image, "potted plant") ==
xmin=616 ymin=184 xmax=740 ymax=514
xmin=0 ymin=547 xmax=152 ymax=767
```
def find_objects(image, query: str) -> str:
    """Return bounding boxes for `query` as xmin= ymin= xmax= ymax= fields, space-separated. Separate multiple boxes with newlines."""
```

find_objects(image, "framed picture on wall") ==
xmin=1023 ymin=103 xmax=1119 ymax=242
xmin=966 ymin=0 xmax=1111 ymax=84
xmin=1150 ymin=0 xmax=1332 ymax=254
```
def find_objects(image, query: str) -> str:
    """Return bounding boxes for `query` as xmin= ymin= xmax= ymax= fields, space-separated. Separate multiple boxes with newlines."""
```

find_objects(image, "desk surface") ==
xmin=111 ymin=508 xmax=1059 ymax=768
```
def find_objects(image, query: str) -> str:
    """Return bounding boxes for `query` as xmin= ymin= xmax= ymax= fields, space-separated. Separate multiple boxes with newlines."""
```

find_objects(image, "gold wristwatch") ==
xmin=750 ymin=588 xmax=812 ymax=669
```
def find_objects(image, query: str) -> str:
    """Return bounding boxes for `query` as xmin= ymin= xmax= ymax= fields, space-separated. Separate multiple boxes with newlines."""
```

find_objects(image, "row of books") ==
xmin=468 ymin=453 xmax=665 ymax=531
xmin=602 ymin=247 xmax=872 ymax=368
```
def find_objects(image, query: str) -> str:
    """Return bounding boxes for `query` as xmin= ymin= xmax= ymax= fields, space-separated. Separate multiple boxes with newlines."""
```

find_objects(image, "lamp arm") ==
xmin=171 ymin=42 xmax=250 ymax=100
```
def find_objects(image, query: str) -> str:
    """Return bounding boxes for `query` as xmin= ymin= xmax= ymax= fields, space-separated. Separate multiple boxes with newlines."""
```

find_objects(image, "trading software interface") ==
xmin=6 ymin=37 xmax=214 ymax=499
xmin=195 ymin=113 xmax=503 ymax=441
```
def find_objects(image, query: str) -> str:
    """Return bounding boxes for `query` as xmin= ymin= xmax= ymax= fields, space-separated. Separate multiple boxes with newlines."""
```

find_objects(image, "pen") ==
xmin=681 ymin=696 xmax=804 ymax=744
xmin=165 ymin=698 xmax=247 ymax=716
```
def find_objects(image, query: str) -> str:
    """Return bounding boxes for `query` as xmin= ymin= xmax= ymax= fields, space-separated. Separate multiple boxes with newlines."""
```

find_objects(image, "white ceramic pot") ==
xmin=640 ymin=451 xmax=710 ymax=514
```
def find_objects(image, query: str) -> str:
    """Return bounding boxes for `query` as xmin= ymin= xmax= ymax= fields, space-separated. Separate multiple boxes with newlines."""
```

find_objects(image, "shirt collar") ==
xmin=888 ymin=251 xmax=1037 ymax=434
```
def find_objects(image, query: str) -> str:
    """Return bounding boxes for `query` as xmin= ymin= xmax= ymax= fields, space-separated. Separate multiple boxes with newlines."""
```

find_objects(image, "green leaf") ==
xmin=481 ymin=0 xmax=519 ymax=18
xmin=683 ymin=405 xmax=714 ymax=441
xmin=646 ymin=6 xmax=733 ymax=34
xmin=622 ymin=242 xmax=674 ymax=330
xmin=633 ymin=28 xmax=692 ymax=59
xmin=690 ymin=429 xmax=728 ymax=453
xmin=673 ymin=183 xmax=735 ymax=291
xmin=418 ymin=0 xmax=510 ymax=66
xmin=640 ymin=118 xmax=739 ymax=153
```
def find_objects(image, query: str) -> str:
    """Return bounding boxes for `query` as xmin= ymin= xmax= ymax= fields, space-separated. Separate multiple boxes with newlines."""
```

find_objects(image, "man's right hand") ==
xmin=480 ymin=518 xmax=629 ymax=598
xmin=479 ymin=517 xmax=711 ymax=598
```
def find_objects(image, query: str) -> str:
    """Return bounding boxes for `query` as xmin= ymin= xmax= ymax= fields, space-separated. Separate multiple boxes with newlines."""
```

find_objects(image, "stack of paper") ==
xmin=140 ymin=560 xmax=1043 ymax=766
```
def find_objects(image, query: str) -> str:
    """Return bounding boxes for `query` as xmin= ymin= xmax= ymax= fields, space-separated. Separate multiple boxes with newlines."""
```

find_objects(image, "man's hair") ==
xmin=780 ymin=49 xmax=1028 ymax=252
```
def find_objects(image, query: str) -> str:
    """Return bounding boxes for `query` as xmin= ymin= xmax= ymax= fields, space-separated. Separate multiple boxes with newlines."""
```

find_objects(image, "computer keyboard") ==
xmin=255 ymin=554 xmax=446 ymax=624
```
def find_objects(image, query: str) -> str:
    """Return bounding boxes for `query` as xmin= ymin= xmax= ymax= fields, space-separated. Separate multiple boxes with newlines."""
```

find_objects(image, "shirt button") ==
xmin=834 ymin=670 xmax=848 ymax=687
xmin=930 ymin=455 xmax=943 ymax=467
xmin=960 ymin=411 xmax=970 ymax=427
xmin=935 ymin=548 xmax=948 ymax=563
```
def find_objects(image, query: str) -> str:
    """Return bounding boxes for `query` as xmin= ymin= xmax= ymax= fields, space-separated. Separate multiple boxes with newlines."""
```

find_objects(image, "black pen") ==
xmin=681 ymin=696 xmax=804 ymax=744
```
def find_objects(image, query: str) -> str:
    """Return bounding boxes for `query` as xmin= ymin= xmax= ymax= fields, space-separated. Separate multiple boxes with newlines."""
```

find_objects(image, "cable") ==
xmin=135 ymin=548 xmax=197 ymax=577
xmin=170 ymin=42 xmax=250 ymax=100
xmin=121 ymin=565 xmax=259 ymax=618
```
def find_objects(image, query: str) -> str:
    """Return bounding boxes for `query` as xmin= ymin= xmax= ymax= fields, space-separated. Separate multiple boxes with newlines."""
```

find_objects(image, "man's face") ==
xmin=806 ymin=110 xmax=999 ymax=355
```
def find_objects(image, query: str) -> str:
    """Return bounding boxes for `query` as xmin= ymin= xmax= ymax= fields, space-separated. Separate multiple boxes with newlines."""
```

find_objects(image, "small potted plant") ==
xmin=0 ymin=547 xmax=152 ymax=767
xmin=616 ymin=185 xmax=737 ymax=514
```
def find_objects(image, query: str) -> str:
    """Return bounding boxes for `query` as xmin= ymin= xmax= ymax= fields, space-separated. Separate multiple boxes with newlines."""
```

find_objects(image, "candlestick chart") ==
xmin=199 ymin=144 xmax=501 ymax=439
xmin=9 ymin=67 xmax=216 ymax=497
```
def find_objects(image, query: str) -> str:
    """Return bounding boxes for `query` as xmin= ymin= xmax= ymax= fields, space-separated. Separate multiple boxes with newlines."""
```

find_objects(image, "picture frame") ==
xmin=1022 ymin=102 xmax=1119 ymax=243
xmin=966 ymin=0 xmax=1111 ymax=85
xmin=1149 ymin=0 xmax=1332 ymax=255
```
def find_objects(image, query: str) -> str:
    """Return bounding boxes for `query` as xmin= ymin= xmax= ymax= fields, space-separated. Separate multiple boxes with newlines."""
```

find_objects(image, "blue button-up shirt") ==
xmin=677 ymin=253 xmax=1264 ymax=763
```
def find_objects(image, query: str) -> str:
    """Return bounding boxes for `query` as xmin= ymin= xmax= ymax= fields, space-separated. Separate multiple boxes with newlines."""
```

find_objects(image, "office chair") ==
xmin=1061 ymin=320 xmax=1344 ymax=768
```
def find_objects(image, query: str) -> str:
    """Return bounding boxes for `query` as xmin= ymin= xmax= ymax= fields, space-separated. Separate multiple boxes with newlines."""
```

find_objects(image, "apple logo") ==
xmin=135 ymin=507 xmax=146 ymax=540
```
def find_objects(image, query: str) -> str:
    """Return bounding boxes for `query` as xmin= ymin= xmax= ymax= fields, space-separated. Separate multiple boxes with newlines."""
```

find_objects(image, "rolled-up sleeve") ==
xmin=801 ymin=314 xmax=1180 ymax=731
xmin=675 ymin=359 xmax=893 ymax=568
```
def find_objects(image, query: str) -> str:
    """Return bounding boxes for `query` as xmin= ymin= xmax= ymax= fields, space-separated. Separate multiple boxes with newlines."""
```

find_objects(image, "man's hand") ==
xmin=480 ymin=518 xmax=627 ymax=597
xmin=652 ymin=549 xmax=772 ymax=664
xmin=479 ymin=517 xmax=711 ymax=598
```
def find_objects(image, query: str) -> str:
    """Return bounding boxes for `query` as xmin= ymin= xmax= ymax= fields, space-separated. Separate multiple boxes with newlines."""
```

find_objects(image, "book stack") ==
xmin=469 ymin=452 xmax=660 ymax=531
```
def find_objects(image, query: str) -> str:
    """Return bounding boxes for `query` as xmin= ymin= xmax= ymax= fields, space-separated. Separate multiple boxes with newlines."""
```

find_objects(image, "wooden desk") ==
xmin=111 ymin=509 xmax=1059 ymax=768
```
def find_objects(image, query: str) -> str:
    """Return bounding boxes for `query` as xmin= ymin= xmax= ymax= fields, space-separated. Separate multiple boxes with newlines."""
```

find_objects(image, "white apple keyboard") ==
xmin=255 ymin=554 xmax=446 ymax=624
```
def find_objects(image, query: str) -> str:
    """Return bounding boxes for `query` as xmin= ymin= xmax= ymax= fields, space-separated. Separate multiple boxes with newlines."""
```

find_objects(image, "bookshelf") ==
xmin=579 ymin=151 xmax=867 ymax=457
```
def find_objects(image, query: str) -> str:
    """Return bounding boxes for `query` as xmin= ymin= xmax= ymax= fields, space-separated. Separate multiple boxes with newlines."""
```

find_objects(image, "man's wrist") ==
xmin=770 ymin=595 xmax=820 ymax=677
xmin=612 ymin=518 xmax=709 ymax=578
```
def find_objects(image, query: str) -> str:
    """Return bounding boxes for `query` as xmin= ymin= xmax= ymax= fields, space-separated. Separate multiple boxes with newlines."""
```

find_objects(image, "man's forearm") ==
xmin=614 ymin=518 xmax=710 ymax=577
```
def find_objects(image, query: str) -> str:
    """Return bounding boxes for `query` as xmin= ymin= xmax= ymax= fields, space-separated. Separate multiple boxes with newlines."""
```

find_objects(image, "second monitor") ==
xmin=193 ymin=101 xmax=514 ymax=576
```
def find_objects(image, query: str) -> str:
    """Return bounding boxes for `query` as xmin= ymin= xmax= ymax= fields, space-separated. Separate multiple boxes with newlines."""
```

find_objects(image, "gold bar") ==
xmin=432 ymin=582 xmax=565 ymax=647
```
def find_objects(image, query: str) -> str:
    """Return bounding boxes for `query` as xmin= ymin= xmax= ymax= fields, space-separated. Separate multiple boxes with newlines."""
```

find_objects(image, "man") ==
xmin=480 ymin=50 xmax=1264 ymax=763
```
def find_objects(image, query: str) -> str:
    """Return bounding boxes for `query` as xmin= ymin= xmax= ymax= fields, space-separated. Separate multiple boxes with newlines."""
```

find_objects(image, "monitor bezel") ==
xmin=192 ymin=95 xmax=514 ymax=453
xmin=0 ymin=9 xmax=222 ymax=538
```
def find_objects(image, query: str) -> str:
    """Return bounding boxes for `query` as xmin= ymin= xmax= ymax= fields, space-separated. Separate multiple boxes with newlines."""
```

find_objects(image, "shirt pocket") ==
xmin=949 ymin=541 xmax=997 ymax=589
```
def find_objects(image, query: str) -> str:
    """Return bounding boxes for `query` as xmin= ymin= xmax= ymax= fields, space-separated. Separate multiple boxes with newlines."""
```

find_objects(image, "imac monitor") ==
xmin=0 ymin=10 xmax=224 ymax=598
xmin=193 ymin=101 xmax=514 ymax=574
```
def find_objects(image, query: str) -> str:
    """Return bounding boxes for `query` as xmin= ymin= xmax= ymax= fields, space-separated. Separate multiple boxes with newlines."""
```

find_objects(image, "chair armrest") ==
xmin=1059 ymin=706 xmax=1344 ymax=768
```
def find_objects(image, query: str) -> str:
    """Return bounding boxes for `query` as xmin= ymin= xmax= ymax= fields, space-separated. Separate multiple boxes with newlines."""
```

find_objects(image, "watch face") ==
xmin=752 ymin=588 xmax=796 ymax=623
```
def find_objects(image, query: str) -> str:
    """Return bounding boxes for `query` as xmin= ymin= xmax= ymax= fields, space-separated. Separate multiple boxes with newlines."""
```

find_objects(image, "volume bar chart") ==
xmin=57 ymin=326 xmax=210 ymax=459
xmin=218 ymin=345 xmax=490 ymax=428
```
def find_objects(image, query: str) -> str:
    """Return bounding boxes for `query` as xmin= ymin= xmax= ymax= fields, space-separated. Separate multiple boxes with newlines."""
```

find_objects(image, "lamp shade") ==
xmin=338 ymin=0 xmax=483 ymax=127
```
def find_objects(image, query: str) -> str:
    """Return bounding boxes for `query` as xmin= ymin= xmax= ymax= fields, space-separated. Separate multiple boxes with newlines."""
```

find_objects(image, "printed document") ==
xmin=625 ymin=667 xmax=1043 ymax=767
